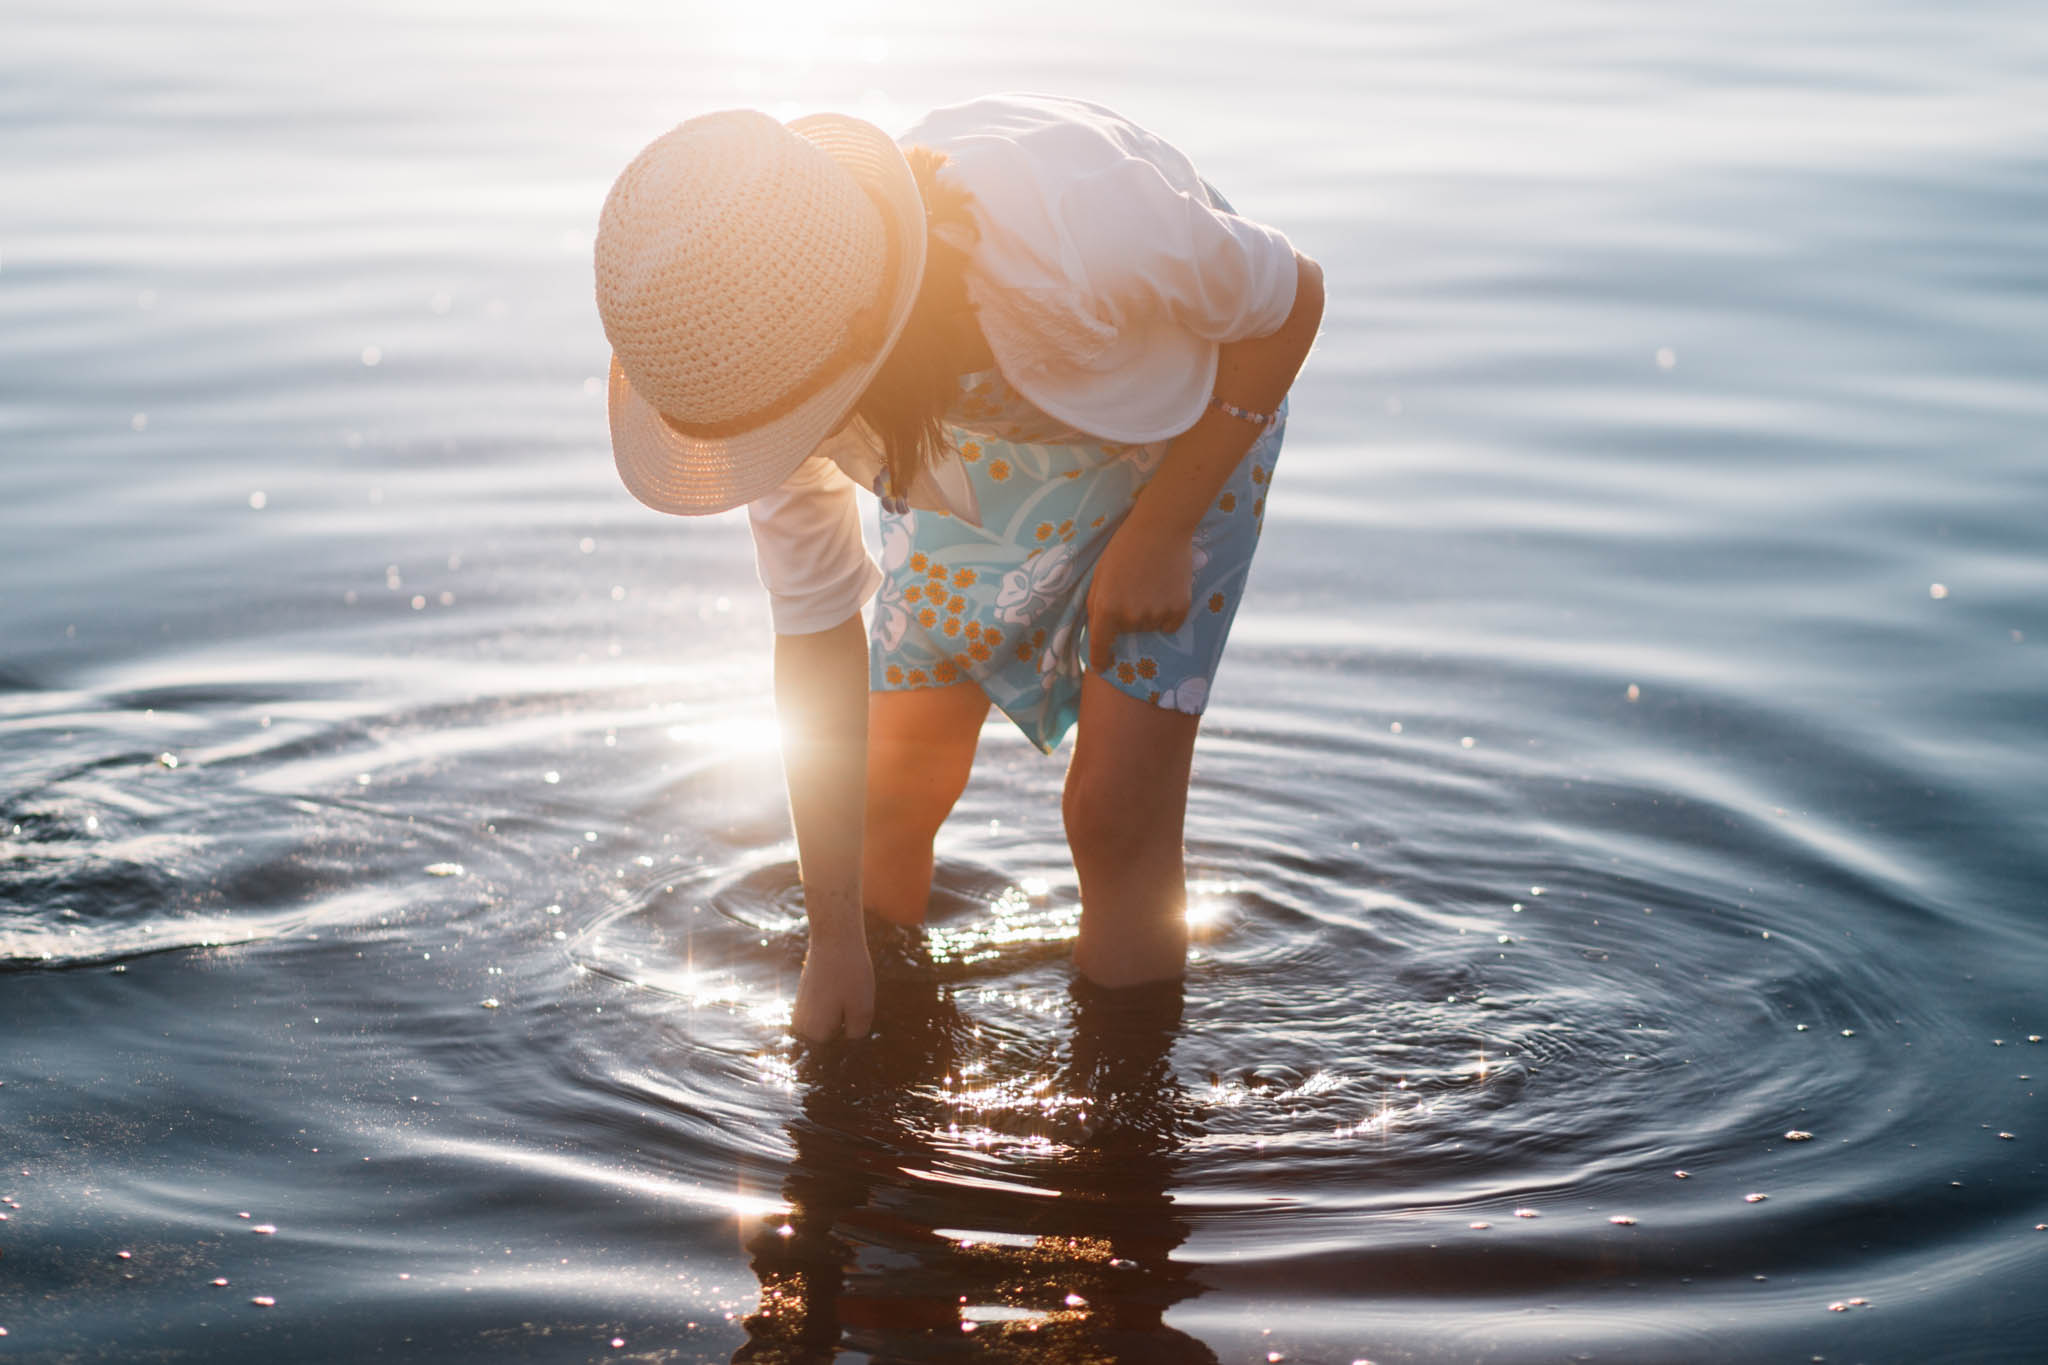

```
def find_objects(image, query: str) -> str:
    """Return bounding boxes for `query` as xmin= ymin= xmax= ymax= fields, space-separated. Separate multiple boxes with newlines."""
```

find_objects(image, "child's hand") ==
xmin=791 ymin=929 xmax=875 ymax=1042
xmin=1087 ymin=520 xmax=1194 ymax=672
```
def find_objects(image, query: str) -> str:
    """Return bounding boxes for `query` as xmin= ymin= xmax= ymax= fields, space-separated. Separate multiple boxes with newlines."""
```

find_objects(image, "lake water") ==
xmin=3 ymin=0 xmax=2045 ymax=1360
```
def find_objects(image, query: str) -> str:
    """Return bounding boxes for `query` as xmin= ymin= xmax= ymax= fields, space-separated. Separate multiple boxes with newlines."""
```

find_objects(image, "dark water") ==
xmin=4 ymin=1 xmax=2045 ymax=1360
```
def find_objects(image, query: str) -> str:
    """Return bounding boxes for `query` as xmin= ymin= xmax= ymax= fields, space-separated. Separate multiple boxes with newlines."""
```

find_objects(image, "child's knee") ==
xmin=866 ymin=757 xmax=955 ymax=845
xmin=1062 ymin=759 xmax=1155 ymax=868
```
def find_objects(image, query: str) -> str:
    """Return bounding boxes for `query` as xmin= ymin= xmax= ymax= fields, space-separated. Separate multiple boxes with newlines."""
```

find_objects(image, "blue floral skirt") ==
xmin=867 ymin=368 xmax=1284 ymax=753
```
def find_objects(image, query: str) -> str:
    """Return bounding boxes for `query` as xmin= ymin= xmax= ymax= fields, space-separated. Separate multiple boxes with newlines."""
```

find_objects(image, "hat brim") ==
xmin=608 ymin=113 xmax=927 ymax=516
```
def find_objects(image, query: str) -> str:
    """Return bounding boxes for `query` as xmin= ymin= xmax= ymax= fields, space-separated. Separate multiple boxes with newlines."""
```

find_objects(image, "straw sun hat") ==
xmin=596 ymin=109 xmax=927 ymax=515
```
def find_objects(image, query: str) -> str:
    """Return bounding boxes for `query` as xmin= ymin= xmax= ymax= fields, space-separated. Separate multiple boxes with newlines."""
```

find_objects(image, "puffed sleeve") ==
xmin=1060 ymin=154 xmax=1300 ymax=343
xmin=745 ymin=453 xmax=882 ymax=635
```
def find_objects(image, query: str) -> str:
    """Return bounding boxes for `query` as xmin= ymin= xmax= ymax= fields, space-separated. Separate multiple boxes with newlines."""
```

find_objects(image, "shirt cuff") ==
xmin=762 ymin=556 xmax=882 ymax=635
xmin=747 ymin=454 xmax=884 ymax=635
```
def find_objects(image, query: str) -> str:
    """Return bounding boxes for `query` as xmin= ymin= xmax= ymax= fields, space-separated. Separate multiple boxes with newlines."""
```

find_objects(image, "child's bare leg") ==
xmin=1063 ymin=673 xmax=1201 ymax=986
xmin=863 ymin=681 xmax=989 ymax=926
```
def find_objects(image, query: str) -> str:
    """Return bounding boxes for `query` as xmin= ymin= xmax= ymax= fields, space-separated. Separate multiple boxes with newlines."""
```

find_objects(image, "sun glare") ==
xmin=666 ymin=712 xmax=784 ymax=754
xmin=625 ymin=0 xmax=918 ymax=128
xmin=1184 ymin=877 xmax=1243 ymax=929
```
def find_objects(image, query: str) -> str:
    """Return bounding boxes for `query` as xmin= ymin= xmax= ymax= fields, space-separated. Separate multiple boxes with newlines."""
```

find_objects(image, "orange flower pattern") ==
xmin=867 ymin=366 xmax=1285 ymax=753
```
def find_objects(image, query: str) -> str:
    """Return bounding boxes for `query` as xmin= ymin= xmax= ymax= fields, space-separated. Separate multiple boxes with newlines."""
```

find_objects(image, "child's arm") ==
xmin=772 ymin=613 xmax=875 ymax=1041
xmin=1087 ymin=252 xmax=1325 ymax=667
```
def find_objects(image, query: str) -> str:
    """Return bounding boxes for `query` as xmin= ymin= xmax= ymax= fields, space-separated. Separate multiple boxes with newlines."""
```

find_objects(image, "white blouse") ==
xmin=751 ymin=93 xmax=1300 ymax=635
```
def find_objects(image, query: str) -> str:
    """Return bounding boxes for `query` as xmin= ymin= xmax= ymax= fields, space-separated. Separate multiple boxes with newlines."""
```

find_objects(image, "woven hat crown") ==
xmin=595 ymin=110 xmax=889 ymax=427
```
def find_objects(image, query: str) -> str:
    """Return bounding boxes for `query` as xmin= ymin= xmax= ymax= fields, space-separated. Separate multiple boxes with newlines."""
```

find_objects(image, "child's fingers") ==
xmin=1088 ymin=598 xmax=1120 ymax=672
xmin=1090 ymin=622 xmax=1119 ymax=673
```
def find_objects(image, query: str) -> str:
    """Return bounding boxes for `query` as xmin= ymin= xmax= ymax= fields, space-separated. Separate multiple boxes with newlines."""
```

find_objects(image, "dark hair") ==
xmin=852 ymin=147 xmax=978 ymax=494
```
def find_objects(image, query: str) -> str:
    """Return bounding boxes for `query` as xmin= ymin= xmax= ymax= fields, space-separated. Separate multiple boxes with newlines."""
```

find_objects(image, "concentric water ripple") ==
xmin=5 ymin=622 xmax=2038 ymax=1362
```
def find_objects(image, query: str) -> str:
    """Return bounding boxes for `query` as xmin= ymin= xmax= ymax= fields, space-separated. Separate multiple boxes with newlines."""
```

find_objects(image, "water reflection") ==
xmin=735 ymin=928 xmax=1212 ymax=1362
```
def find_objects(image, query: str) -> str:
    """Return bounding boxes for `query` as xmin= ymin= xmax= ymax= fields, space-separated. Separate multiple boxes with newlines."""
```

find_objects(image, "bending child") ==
xmin=594 ymin=94 xmax=1323 ymax=1041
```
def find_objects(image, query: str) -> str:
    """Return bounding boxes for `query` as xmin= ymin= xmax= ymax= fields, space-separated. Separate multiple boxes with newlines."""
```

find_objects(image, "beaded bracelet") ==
xmin=1209 ymin=393 xmax=1280 ymax=428
xmin=871 ymin=469 xmax=910 ymax=516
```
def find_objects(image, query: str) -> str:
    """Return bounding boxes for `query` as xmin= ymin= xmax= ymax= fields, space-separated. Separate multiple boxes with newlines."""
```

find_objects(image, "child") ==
xmin=595 ymin=93 xmax=1323 ymax=1041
